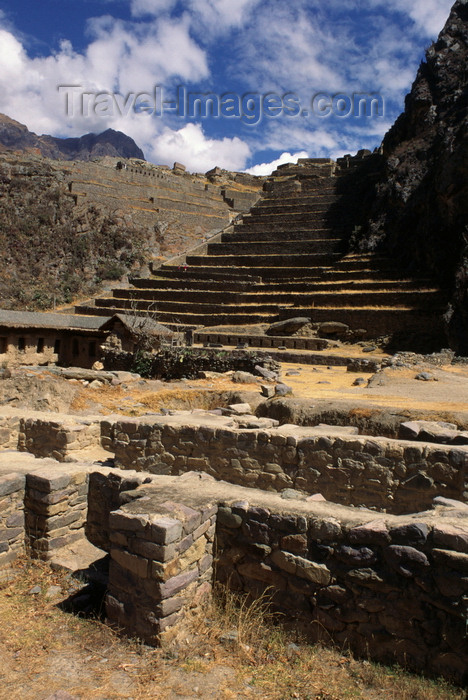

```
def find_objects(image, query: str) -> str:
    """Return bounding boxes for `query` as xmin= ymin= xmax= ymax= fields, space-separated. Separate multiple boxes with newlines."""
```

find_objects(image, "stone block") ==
xmin=160 ymin=568 xmax=200 ymax=599
xmin=199 ymin=553 xmax=213 ymax=575
xmin=433 ymin=524 xmax=468 ymax=553
xmin=348 ymin=520 xmax=390 ymax=546
xmin=308 ymin=517 xmax=342 ymax=542
xmin=383 ymin=546 xmax=429 ymax=578
xmin=111 ymin=548 xmax=149 ymax=578
xmin=109 ymin=510 xmax=149 ymax=534
xmin=237 ymin=561 xmax=286 ymax=590
xmin=389 ymin=523 xmax=429 ymax=546
xmin=151 ymin=516 xmax=183 ymax=545
xmin=160 ymin=501 xmax=201 ymax=533
xmin=26 ymin=472 xmax=72 ymax=492
xmin=217 ymin=507 xmax=242 ymax=528
xmin=432 ymin=548 xmax=468 ymax=573
xmin=0 ymin=474 xmax=25 ymax=498
xmin=131 ymin=538 xmax=176 ymax=562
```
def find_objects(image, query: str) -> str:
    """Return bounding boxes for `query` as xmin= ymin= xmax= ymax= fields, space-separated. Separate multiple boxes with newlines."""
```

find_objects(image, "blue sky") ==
xmin=0 ymin=0 xmax=454 ymax=173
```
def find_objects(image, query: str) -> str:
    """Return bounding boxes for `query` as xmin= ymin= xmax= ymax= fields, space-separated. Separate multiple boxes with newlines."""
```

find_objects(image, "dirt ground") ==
xmin=0 ymin=559 xmax=464 ymax=700
xmin=278 ymin=362 xmax=468 ymax=413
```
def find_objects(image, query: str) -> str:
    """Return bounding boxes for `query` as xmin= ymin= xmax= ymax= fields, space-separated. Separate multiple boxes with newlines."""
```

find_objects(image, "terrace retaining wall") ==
xmin=104 ymin=418 xmax=468 ymax=514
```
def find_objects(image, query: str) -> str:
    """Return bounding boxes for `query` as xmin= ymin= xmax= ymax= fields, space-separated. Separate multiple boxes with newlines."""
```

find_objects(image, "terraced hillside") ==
xmin=76 ymin=158 xmax=448 ymax=349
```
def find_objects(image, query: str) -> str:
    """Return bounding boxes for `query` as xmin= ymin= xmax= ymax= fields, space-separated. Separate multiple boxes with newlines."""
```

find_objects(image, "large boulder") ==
xmin=318 ymin=321 xmax=349 ymax=338
xmin=266 ymin=317 xmax=311 ymax=336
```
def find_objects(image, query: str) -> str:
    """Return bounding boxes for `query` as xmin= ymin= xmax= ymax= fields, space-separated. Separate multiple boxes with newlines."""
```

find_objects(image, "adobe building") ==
xmin=0 ymin=310 xmax=178 ymax=369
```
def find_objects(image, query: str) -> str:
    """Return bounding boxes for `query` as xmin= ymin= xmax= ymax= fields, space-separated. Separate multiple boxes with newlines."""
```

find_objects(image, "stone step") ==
xmin=281 ymin=288 xmax=442 ymax=308
xmin=154 ymin=266 xmax=261 ymax=282
xmin=251 ymin=199 xmax=338 ymax=215
xmin=93 ymin=297 xmax=286 ymax=315
xmin=155 ymin=310 xmax=277 ymax=325
xmin=245 ymin=208 xmax=341 ymax=223
xmin=111 ymin=285 xmax=439 ymax=308
xmin=223 ymin=228 xmax=343 ymax=243
xmin=277 ymin=306 xmax=446 ymax=337
xmin=193 ymin=331 xmax=330 ymax=351
xmin=185 ymin=253 xmax=341 ymax=268
xmin=159 ymin=264 xmax=326 ymax=280
xmin=129 ymin=277 xmax=433 ymax=294
xmin=110 ymin=289 xmax=442 ymax=313
xmin=77 ymin=304 xmax=276 ymax=326
xmin=255 ymin=190 xmax=337 ymax=205
xmin=111 ymin=288 xmax=336 ymax=305
xmin=206 ymin=239 xmax=345 ymax=256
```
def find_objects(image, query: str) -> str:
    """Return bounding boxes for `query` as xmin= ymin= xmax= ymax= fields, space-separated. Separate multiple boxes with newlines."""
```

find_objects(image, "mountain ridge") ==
xmin=0 ymin=114 xmax=145 ymax=161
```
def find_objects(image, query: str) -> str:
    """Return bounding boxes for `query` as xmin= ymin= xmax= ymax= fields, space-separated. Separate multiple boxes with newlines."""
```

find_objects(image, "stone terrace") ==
xmin=76 ymin=158 xmax=447 ymax=348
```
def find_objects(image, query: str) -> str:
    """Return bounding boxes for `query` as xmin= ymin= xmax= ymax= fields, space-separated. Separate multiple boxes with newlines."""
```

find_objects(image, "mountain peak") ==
xmin=0 ymin=114 xmax=145 ymax=161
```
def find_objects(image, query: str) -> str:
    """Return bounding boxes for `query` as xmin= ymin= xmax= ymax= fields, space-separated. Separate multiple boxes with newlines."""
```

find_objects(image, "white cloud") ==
xmin=148 ymin=123 xmax=251 ymax=171
xmin=0 ymin=15 xmax=209 ymax=132
xmin=130 ymin=0 xmax=177 ymax=17
xmin=367 ymin=0 xmax=453 ymax=37
xmin=0 ymin=17 xmax=251 ymax=172
xmin=245 ymin=151 xmax=309 ymax=176
xmin=398 ymin=0 xmax=453 ymax=37
xmin=130 ymin=0 xmax=262 ymax=29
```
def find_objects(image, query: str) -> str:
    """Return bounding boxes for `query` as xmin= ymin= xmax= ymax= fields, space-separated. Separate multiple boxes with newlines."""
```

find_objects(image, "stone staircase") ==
xmin=76 ymin=159 xmax=447 ymax=347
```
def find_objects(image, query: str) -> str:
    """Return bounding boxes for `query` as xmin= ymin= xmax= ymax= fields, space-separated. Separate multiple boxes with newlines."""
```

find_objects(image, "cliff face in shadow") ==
xmin=351 ymin=0 xmax=468 ymax=353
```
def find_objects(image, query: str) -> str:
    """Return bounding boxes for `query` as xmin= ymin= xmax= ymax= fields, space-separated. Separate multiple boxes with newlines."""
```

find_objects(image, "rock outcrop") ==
xmin=351 ymin=0 xmax=468 ymax=353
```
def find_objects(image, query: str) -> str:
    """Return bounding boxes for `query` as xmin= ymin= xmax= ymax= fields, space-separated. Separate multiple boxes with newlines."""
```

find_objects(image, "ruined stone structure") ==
xmin=65 ymin=158 xmax=261 ymax=258
xmin=77 ymin=159 xmax=447 ymax=350
xmin=1 ymin=444 xmax=467 ymax=683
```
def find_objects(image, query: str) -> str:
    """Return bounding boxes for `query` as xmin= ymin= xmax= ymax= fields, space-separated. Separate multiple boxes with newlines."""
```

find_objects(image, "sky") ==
xmin=0 ymin=0 xmax=454 ymax=174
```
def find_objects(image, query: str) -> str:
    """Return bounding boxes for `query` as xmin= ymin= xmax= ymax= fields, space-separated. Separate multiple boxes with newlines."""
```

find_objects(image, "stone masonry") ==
xmin=25 ymin=466 xmax=89 ymax=560
xmin=103 ymin=416 xmax=468 ymax=514
xmin=0 ymin=472 xmax=25 ymax=569
xmin=86 ymin=470 xmax=468 ymax=683
xmin=1 ymin=454 xmax=468 ymax=683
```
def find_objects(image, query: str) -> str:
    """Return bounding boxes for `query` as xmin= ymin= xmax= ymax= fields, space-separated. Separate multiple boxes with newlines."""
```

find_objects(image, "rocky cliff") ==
xmin=0 ymin=114 xmax=145 ymax=161
xmin=351 ymin=0 xmax=468 ymax=353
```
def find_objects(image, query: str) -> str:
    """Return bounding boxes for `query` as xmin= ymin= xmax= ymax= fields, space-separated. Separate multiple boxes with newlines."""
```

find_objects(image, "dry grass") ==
xmin=70 ymin=376 xmax=259 ymax=416
xmin=0 ymin=560 xmax=464 ymax=700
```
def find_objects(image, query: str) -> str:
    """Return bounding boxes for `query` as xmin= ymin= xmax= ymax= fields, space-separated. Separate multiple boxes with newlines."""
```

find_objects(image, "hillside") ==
xmin=0 ymin=145 xmax=262 ymax=311
xmin=0 ymin=153 xmax=151 ymax=310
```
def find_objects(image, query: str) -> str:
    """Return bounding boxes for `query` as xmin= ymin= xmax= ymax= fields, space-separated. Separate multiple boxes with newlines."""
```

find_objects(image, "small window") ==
xmin=72 ymin=339 xmax=79 ymax=356
xmin=0 ymin=337 xmax=7 ymax=354
xmin=88 ymin=341 xmax=96 ymax=358
xmin=36 ymin=338 xmax=45 ymax=353
xmin=18 ymin=337 xmax=25 ymax=352
xmin=54 ymin=339 xmax=61 ymax=354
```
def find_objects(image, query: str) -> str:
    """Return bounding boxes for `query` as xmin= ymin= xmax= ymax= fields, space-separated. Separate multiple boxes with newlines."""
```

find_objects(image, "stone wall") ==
xmin=0 ymin=472 xmax=25 ymax=568
xmin=105 ymin=418 xmax=468 ymax=514
xmin=215 ymin=499 xmax=468 ymax=683
xmin=86 ymin=471 xmax=216 ymax=644
xmin=85 ymin=469 xmax=468 ymax=683
xmin=1 ymin=452 xmax=468 ymax=683
xmin=25 ymin=466 xmax=89 ymax=560
xmin=18 ymin=417 xmax=101 ymax=462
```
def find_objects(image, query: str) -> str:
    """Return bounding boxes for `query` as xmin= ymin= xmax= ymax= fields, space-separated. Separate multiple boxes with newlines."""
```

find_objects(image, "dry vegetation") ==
xmin=0 ymin=156 xmax=150 ymax=310
xmin=70 ymin=376 xmax=259 ymax=415
xmin=0 ymin=558 xmax=464 ymax=700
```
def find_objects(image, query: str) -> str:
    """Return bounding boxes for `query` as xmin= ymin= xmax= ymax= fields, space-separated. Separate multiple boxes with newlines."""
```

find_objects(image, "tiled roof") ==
xmin=0 ymin=309 xmax=110 ymax=331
